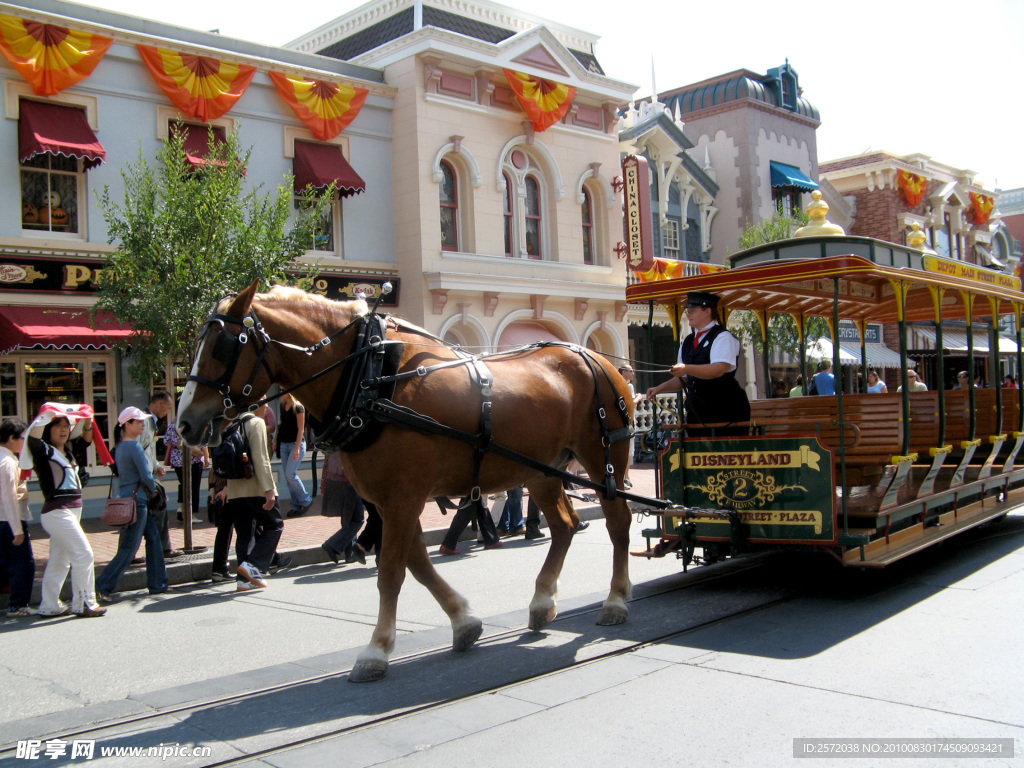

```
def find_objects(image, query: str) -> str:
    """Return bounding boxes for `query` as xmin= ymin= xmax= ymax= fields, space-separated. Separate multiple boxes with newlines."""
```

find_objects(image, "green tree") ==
xmin=728 ymin=208 xmax=829 ymax=357
xmin=93 ymin=126 xmax=333 ymax=385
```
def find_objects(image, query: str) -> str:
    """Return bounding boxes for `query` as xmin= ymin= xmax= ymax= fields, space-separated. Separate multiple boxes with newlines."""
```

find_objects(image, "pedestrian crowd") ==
xmin=1 ymin=390 xmax=562 ymax=620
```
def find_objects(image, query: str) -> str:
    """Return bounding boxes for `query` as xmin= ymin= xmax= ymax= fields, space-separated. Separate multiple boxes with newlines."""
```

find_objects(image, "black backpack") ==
xmin=210 ymin=418 xmax=253 ymax=480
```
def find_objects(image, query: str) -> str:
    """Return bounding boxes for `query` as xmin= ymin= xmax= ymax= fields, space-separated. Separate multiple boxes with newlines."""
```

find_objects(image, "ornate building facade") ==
xmin=290 ymin=0 xmax=636 ymax=356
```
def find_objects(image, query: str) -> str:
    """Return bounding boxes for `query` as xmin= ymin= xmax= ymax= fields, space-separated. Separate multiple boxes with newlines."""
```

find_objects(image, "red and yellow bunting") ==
xmin=137 ymin=45 xmax=255 ymax=122
xmin=0 ymin=14 xmax=112 ymax=96
xmin=897 ymin=169 xmax=928 ymax=207
xmin=267 ymin=71 xmax=368 ymax=141
xmin=635 ymin=258 xmax=685 ymax=283
xmin=970 ymin=192 xmax=995 ymax=225
xmin=502 ymin=69 xmax=575 ymax=132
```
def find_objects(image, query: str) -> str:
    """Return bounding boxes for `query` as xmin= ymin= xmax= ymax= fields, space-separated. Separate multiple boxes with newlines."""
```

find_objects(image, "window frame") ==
xmin=662 ymin=218 xmax=680 ymax=259
xmin=581 ymin=186 xmax=595 ymax=265
xmin=20 ymin=152 xmax=86 ymax=238
xmin=439 ymin=159 xmax=460 ymax=252
xmin=772 ymin=187 xmax=801 ymax=218
xmin=524 ymin=174 xmax=543 ymax=260
xmin=294 ymin=191 xmax=344 ymax=258
xmin=503 ymin=171 xmax=514 ymax=258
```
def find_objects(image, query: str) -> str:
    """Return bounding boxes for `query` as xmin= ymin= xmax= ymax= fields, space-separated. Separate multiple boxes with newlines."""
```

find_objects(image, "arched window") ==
xmin=581 ymin=187 xmax=594 ymax=265
xmin=501 ymin=147 xmax=554 ymax=260
xmin=525 ymin=175 xmax=542 ymax=259
xmin=502 ymin=171 xmax=514 ymax=257
xmin=439 ymin=160 xmax=459 ymax=251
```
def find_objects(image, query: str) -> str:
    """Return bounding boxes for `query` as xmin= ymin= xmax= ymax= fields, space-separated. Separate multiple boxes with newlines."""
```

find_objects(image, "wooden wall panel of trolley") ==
xmin=627 ymin=234 xmax=1024 ymax=569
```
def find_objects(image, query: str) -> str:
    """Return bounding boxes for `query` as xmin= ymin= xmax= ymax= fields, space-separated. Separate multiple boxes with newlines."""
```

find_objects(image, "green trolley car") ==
xmin=627 ymin=233 xmax=1024 ymax=568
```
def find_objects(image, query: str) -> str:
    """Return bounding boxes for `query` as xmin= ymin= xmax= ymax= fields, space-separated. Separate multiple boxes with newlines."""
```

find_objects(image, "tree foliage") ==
xmin=728 ymin=208 xmax=830 ymax=357
xmin=94 ymin=127 xmax=333 ymax=385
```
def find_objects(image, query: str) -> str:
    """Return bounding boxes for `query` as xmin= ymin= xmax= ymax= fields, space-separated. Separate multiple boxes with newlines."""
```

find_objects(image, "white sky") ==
xmin=65 ymin=0 xmax=1024 ymax=191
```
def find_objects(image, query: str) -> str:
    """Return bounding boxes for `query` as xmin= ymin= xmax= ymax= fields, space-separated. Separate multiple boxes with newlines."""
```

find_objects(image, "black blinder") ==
xmin=212 ymin=330 xmax=241 ymax=366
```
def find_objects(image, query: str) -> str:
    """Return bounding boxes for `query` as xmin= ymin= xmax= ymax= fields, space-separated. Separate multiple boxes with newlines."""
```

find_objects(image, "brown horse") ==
xmin=177 ymin=283 xmax=635 ymax=682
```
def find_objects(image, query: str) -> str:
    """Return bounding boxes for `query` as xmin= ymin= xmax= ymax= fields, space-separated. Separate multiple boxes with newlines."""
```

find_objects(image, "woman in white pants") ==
xmin=24 ymin=412 xmax=105 ymax=618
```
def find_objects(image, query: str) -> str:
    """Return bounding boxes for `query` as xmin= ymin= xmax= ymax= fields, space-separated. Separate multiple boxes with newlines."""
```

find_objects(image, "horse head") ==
xmin=177 ymin=281 xmax=367 ymax=447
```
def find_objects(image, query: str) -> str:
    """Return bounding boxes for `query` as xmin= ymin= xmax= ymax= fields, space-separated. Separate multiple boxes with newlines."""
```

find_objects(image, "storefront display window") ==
xmin=0 ymin=362 xmax=16 ymax=419
xmin=21 ymin=154 xmax=81 ymax=235
xmin=4 ymin=356 xmax=113 ymax=467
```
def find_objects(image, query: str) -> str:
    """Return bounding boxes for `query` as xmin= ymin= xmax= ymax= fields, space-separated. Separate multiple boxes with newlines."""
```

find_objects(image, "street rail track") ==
xmin=0 ymin=556 xmax=786 ymax=764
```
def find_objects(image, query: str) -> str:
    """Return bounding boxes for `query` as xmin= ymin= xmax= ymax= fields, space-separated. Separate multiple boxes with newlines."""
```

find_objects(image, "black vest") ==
xmin=680 ymin=324 xmax=750 ymax=428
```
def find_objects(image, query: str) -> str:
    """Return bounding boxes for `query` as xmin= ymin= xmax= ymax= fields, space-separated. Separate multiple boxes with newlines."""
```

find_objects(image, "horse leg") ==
xmin=404 ymin=524 xmax=483 ymax=653
xmin=578 ymin=440 xmax=633 ymax=626
xmin=595 ymin=494 xmax=632 ymax=625
xmin=350 ymin=505 xmax=419 ymax=683
xmin=524 ymin=479 xmax=577 ymax=631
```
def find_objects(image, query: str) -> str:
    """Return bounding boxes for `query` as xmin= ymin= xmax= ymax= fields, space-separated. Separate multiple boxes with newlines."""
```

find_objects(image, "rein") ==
xmin=191 ymin=298 xmax=667 ymax=509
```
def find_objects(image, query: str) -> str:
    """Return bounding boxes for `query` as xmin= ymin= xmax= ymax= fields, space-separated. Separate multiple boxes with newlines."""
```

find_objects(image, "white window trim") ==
xmin=5 ymin=82 xmax=99 ymax=127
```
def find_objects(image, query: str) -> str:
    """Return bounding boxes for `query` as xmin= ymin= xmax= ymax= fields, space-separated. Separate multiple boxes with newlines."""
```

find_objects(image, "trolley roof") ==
xmin=625 ymin=247 xmax=1024 ymax=325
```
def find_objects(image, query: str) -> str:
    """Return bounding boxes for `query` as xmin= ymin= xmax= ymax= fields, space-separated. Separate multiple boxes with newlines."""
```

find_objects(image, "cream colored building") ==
xmin=289 ymin=0 xmax=637 ymax=355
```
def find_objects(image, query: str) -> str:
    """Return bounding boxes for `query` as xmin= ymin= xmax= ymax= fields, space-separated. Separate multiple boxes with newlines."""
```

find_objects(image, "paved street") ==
xmin=1 ymin=477 xmax=1022 ymax=767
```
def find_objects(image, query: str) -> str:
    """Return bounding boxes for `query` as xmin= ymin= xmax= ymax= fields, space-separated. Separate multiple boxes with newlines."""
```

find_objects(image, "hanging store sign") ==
xmin=837 ymin=322 xmax=881 ymax=344
xmin=0 ymin=256 xmax=400 ymax=306
xmin=0 ymin=256 xmax=102 ymax=293
xmin=306 ymin=274 xmax=399 ymax=306
xmin=622 ymin=155 xmax=654 ymax=272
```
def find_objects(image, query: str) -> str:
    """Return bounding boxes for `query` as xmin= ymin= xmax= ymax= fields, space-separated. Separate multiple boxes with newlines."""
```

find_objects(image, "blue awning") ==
xmin=769 ymin=161 xmax=819 ymax=191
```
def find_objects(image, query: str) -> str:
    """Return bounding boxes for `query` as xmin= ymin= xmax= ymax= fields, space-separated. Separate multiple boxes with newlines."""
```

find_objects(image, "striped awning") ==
xmin=910 ymin=327 xmax=1018 ymax=354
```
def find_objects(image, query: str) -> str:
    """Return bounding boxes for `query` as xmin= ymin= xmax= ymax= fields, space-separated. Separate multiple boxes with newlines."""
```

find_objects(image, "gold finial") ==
xmin=794 ymin=190 xmax=845 ymax=237
xmin=907 ymin=222 xmax=927 ymax=249
xmin=906 ymin=222 xmax=936 ymax=255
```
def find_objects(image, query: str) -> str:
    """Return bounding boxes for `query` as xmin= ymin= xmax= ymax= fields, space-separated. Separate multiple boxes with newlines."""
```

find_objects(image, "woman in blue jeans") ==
xmin=96 ymin=407 xmax=168 ymax=601
xmin=276 ymin=393 xmax=312 ymax=517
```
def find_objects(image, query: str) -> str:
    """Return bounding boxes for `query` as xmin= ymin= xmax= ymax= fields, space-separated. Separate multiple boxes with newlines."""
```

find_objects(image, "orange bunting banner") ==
xmin=970 ymin=192 xmax=995 ymax=225
xmin=635 ymin=257 xmax=686 ymax=283
xmin=897 ymin=169 xmax=928 ymax=207
xmin=137 ymin=45 xmax=255 ymax=122
xmin=267 ymin=71 xmax=368 ymax=141
xmin=0 ymin=14 xmax=112 ymax=96
xmin=502 ymin=69 xmax=575 ymax=132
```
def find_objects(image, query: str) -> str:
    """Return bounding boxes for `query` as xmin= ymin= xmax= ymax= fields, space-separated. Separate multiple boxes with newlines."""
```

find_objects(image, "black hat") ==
xmin=685 ymin=291 xmax=720 ymax=309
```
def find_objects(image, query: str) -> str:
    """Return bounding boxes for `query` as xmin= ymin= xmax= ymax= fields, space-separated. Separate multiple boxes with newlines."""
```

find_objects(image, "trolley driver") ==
xmin=645 ymin=291 xmax=750 ymax=437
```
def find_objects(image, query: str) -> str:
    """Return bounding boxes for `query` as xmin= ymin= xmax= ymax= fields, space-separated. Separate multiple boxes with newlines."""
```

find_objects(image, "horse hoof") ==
xmin=349 ymin=658 xmax=388 ymax=683
xmin=453 ymin=617 xmax=483 ymax=652
xmin=596 ymin=605 xmax=629 ymax=626
xmin=528 ymin=605 xmax=557 ymax=631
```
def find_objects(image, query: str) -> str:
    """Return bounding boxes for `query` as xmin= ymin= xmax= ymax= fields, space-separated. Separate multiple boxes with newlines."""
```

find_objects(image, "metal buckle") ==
xmin=349 ymin=415 xmax=364 ymax=429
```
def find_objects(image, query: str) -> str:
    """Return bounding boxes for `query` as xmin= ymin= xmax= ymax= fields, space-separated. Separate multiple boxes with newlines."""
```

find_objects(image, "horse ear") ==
xmin=226 ymin=281 xmax=260 ymax=317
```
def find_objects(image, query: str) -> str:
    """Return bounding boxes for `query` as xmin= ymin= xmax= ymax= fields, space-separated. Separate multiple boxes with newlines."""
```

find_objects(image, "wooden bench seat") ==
xmin=944 ymin=388 xmax=999 ymax=444
xmin=749 ymin=394 xmax=903 ymax=483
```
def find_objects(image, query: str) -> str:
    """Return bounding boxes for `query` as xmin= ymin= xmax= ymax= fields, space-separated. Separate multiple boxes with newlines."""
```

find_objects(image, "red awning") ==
xmin=0 ymin=306 xmax=134 ymax=354
xmin=173 ymin=123 xmax=227 ymax=168
xmin=19 ymin=100 xmax=105 ymax=170
xmin=293 ymin=140 xmax=366 ymax=197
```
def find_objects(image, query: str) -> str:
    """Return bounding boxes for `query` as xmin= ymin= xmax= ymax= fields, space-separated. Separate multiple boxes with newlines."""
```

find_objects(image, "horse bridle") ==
xmin=188 ymin=285 xmax=397 ymax=424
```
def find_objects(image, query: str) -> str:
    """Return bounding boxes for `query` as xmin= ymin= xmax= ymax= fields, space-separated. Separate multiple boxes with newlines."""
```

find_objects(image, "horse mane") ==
xmin=216 ymin=285 xmax=369 ymax=320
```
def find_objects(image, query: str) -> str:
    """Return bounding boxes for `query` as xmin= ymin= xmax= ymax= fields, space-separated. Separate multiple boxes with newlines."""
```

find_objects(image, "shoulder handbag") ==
xmin=101 ymin=480 xmax=139 ymax=527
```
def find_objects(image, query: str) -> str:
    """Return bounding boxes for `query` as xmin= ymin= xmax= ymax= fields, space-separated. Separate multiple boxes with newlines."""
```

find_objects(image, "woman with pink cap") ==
xmin=95 ymin=406 xmax=169 ymax=602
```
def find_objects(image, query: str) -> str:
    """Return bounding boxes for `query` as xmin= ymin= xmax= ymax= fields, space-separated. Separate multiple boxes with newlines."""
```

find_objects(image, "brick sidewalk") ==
xmin=19 ymin=463 xmax=662 ymax=593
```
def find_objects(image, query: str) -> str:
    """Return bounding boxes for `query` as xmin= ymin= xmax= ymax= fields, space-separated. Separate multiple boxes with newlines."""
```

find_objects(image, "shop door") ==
xmin=23 ymin=358 xmax=113 ymax=466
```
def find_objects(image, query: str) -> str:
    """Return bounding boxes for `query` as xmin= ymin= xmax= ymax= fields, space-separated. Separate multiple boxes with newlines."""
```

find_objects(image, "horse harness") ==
xmin=192 ymin=305 xmax=647 ymax=506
